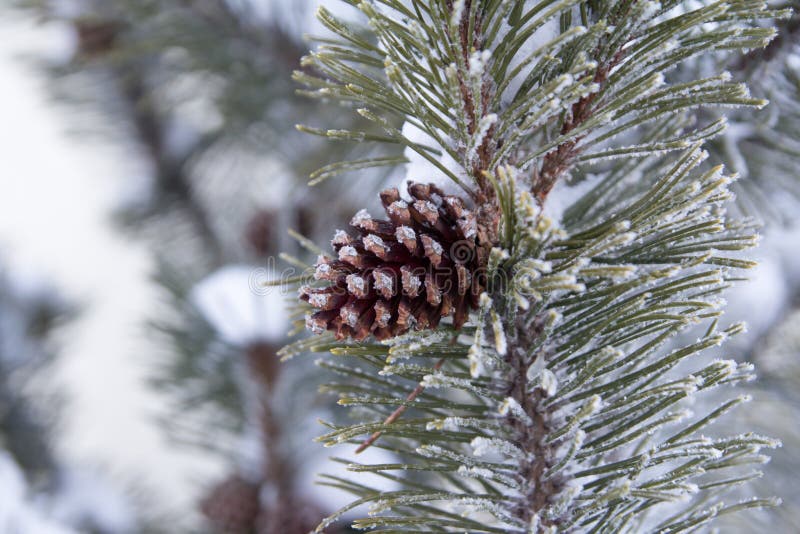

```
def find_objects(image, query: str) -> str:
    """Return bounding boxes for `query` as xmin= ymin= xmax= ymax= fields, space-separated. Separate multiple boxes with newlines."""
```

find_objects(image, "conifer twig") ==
xmin=356 ymin=357 xmax=445 ymax=454
xmin=292 ymin=2 xmax=785 ymax=531
xmin=532 ymin=48 xmax=625 ymax=203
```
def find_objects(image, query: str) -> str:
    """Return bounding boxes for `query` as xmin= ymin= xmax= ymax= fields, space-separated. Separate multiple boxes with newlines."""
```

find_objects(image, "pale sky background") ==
xmin=0 ymin=15 xmax=220 ymax=524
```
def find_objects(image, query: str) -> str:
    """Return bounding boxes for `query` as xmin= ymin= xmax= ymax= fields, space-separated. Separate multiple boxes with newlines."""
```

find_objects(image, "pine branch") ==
xmin=117 ymin=70 xmax=225 ymax=266
xmin=734 ymin=1 xmax=800 ymax=70
xmin=532 ymin=45 xmax=623 ymax=202
xmin=0 ymin=274 xmax=68 ymax=492
xmin=289 ymin=1 xmax=785 ymax=532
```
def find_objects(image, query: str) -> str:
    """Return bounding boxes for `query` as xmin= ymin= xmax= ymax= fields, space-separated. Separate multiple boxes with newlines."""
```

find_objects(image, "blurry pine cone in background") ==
xmin=301 ymin=183 xmax=487 ymax=341
xmin=256 ymin=497 xmax=326 ymax=534
xmin=73 ymin=18 xmax=122 ymax=57
xmin=200 ymin=475 xmax=260 ymax=533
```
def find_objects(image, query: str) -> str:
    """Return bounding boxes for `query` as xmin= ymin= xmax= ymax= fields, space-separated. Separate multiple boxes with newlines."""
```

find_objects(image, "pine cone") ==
xmin=73 ymin=19 xmax=121 ymax=57
xmin=301 ymin=182 xmax=487 ymax=341
xmin=256 ymin=496 xmax=325 ymax=534
xmin=200 ymin=475 xmax=261 ymax=533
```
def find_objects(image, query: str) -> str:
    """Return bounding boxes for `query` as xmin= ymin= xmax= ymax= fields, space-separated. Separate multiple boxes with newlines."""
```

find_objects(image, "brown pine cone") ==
xmin=200 ymin=475 xmax=261 ymax=533
xmin=256 ymin=496 xmax=326 ymax=534
xmin=300 ymin=182 xmax=487 ymax=341
xmin=73 ymin=19 xmax=122 ymax=57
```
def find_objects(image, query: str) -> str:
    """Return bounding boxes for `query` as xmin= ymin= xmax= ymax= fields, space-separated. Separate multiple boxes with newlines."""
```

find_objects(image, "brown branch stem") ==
xmin=246 ymin=343 xmax=289 ymax=490
xmin=356 ymin=357 xmax=445 ymax=454
xmin=532 ymin=48 xmax=625 ymax=204
xmin=531 ymin=2 xmax=643 ymax=204
xmin=505 ymin=313 xmax=561 ymax=531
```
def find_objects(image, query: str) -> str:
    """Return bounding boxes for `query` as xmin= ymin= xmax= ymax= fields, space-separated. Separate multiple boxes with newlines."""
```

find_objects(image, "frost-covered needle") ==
xmin=356 ymin=357 xmax=445 ymax=454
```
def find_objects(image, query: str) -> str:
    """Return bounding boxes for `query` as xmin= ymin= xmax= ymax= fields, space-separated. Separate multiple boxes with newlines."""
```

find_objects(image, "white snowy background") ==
xmin=0 ymin=15 xmax=223 ymax=531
